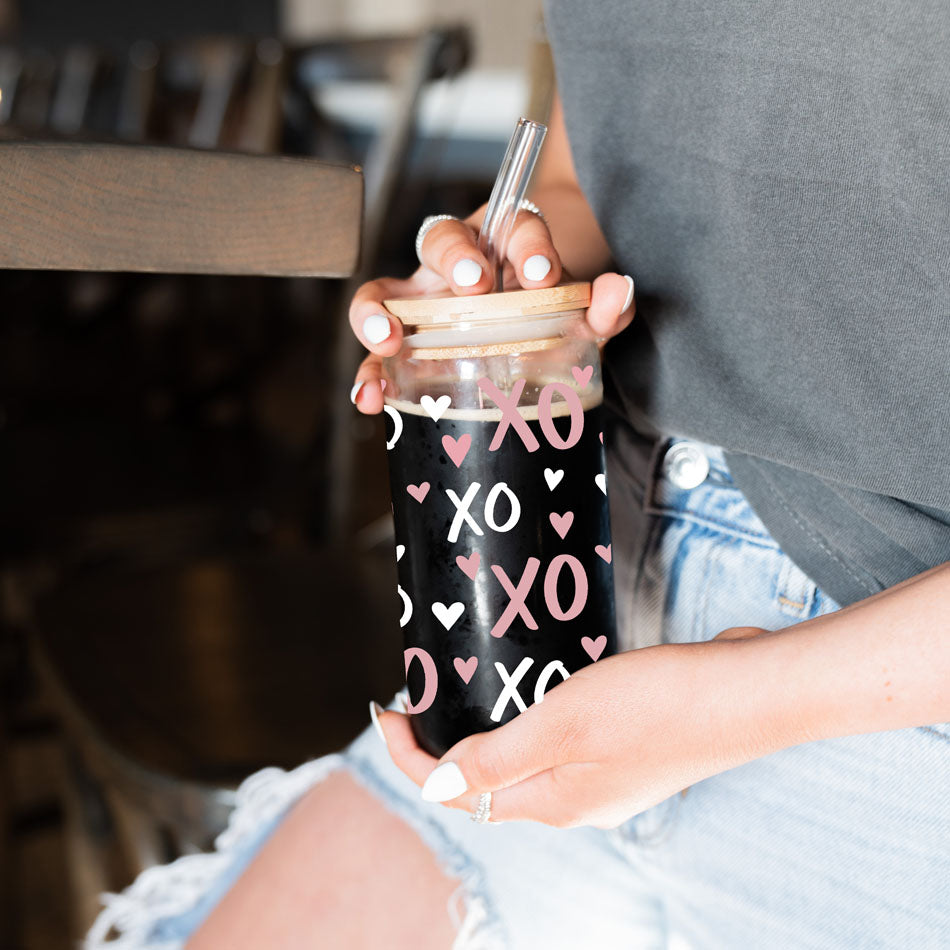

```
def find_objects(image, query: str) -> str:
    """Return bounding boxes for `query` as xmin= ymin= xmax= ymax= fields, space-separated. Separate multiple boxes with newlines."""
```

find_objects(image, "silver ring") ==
xmin=471 ymin=791 xmax=493 ymax=824
xmin=415 ymin=201 xmax=545 ymax=266
xmin=415 ymin=214 xmax=461 ymax=263
xmin=517 ymin=198 xmax=546 ymax=225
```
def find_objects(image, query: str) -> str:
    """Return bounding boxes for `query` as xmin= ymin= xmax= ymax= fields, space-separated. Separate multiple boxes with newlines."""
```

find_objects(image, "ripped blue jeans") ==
xmin=87 ymin=439 xmax=950 ymax=949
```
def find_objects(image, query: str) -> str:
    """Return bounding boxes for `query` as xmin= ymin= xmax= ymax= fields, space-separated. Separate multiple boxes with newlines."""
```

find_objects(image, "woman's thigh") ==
xmin=612 ymin=439 xmax=950 ymax=949
xmin=185 ymin=769 xmax=460 ymax=950
xmin=89 ymin=698 xmax=667 ymax=950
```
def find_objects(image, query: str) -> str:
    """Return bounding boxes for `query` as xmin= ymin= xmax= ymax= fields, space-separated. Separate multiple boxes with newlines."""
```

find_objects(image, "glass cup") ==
xmin=381 ymin=282 xmax=617 ymax=757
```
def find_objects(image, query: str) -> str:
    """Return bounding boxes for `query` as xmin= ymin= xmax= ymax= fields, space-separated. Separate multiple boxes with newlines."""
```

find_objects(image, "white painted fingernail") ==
xmin=396 ymin=688 xmax=409 ymax=713
xmin=363 ymin=313 xmax=391 ymax=344
xmin=369 ymin=701 xmax=386 ymax=745
xmin=621 ymin=275 xmax=635 ymax=313
xmin=350 ymin=381 xmax=364 ymax=405
xmin=452 ymin=258 xmax=482 ymax=287
xmin=421 ymin=761 xmax=468 ymax=802
xmin=523 ymin=254 xmax=552 ymax=282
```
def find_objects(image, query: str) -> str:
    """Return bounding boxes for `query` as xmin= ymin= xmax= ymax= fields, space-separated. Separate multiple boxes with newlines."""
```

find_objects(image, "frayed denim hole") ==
xmin=343 ymin=755 xmax=508 ymax=949
xmin=448 ymin=884 xmax=508 ymax=950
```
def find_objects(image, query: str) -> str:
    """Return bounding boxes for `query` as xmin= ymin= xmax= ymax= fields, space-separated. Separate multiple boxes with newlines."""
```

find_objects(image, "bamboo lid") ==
xmin=383 ymin=281 xmax=591 ymax=326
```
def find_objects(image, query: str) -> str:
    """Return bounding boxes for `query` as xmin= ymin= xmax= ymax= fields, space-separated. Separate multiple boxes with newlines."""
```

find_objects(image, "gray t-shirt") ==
xmin=543 ymin=0 xmax=950 ymax=607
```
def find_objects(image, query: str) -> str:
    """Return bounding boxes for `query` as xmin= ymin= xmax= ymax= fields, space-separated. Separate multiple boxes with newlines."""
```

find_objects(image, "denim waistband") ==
xmin=644 ymin=437 xmax=776 ymax=547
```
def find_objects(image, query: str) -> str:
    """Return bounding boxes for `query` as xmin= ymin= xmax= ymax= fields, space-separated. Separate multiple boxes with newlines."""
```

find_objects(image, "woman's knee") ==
xmin=187 ymin=768 xmax=461 ymax=949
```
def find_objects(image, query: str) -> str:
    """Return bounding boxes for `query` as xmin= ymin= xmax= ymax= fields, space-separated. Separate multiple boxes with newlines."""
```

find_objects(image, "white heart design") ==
xmin=431 ymin=601 xmax=465 ymax=630
xmin=421 ymin=394 xmax=451 ymax=422
xmin=595 ymin=473 xmax=607 ymax=495
xmin=544 ymin=468 xmax=564 ymax=491
xmin=395 ymin=544 xmax=405 ymax=562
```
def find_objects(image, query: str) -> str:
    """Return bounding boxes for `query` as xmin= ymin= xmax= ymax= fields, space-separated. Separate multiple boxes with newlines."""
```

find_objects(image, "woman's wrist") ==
xmin=716 ymin=623 xmax=837 ymax=755
xmin=609 ymin=639 xmax=807 ymax=782
xmin=679 ymin=635 xmax=814 ymax=767
xmin=717 ymin=564 xmax=950 ymax=758
xmin=668 ymin=614 xmax=896 ymax=780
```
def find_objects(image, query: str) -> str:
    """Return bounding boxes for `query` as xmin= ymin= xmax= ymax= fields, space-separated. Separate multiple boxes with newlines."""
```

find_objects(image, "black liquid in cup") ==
xmin=384 ymin=384 xmax=617 ymax=757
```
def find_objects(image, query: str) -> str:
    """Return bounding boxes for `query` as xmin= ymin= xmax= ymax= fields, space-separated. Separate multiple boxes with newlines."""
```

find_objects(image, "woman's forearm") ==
xmin=733 ymin=562 xmax=950 ymax=753
xmin=527 ymin=92 xmax=613 ymax=279
xmin=526 ymin=181 xmax=613 ymax=281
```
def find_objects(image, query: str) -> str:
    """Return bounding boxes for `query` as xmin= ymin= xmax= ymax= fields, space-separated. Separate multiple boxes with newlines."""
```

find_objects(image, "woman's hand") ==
xmin=347 ymin=207 xmax=635 ymax=415
xmin=375 ymin=552 xmax=950 ymax=829
xmin=374 ymin=634 xmax=782 ymax=830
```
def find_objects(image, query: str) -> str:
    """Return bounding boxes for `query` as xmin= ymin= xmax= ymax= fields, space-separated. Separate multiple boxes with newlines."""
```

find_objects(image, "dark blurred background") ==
xmin=0 ymin=0 xmax=551 ymax=945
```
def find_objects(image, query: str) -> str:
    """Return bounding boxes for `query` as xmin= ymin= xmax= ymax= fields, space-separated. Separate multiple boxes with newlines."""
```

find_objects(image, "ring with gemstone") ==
xmin=471 ymin=791 xmax=493 ymax=824
xmin=517 ymin=198 xmax=546 ymax=224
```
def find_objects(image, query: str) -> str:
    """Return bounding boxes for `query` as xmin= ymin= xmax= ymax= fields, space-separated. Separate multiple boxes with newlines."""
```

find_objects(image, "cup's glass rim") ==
xmin=402 ymin=309 xmax=587 ymax=350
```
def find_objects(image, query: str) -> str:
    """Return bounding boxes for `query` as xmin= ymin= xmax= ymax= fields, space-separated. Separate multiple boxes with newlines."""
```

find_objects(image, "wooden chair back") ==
xmin=0 ymin=140 xmax=361 ymax=276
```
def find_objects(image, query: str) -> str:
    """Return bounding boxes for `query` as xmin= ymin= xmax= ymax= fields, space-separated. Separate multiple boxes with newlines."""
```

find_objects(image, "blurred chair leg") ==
xmin=59 ymin=748 xmax=123 ymax=940
xmin=0 ymin=678 xmax=15 ymax=949
xmin=102 ymin=785 xmax=168 ymax=878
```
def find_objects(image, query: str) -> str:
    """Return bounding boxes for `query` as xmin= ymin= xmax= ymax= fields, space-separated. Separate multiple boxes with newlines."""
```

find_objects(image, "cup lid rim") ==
xmin=383 ymin=281 xmax=591 ymax=326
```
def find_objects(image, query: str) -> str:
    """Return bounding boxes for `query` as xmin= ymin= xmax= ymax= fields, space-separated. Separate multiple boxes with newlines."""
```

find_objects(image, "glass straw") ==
xmin=477 ymin=117 xmax=547 ymax=291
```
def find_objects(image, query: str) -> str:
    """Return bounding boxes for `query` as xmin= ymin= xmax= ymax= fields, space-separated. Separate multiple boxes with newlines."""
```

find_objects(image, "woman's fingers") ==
xmin=378 ymin=691 xmax=561 ymax=798
xmin=440 ymin=762 xmax=606 ymax=828
xmin=349 ymin=271 xmax=451 ymax=415
xmin=349 ymin=274 xmax=445 ymax=357
xmin=586 ymin=272 xmax=635 ymax=340
xmin=375 ymin=708 xmax=440 ymax=786
xmin=417 ymin=211 xmax=562 ymax=292
xmin=350 ymin=353 xmax=386 ymax=414
xmin=374 ymin=690 xmax=607 ymax=828
xmin=348 ymin=277 xmax=408 ymax=357
xmin=504 ymin=210 xmax=562 ymax=288
xmin=417 ymin=218 xmax=494 ymax=295
xmin=349 ymin=214 xmax=632 ymax=418
xmin=412 ymin=696 xmax=574 ymax=813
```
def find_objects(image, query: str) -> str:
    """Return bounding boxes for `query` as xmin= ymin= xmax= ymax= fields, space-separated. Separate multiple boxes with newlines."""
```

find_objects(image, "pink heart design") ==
xmin=454 ymin=656 xmax=478 ymax=684
xmin=599 ymin=431 xmax=604 ymax=444
xmin=581 ymin=635 xmax=607 ymax=662
xmin=571 ymin=365 xmax=594 ymax=388
xmin=456 ymin=551 xmax=481 ymax=580
xmin=407 ymin=482 xmax=430 ymax=503
xmin=595 ymin=544 xmax=612 ymax=564
xmin=549 ymin=511 xmax=574 ymax=539
xmin=442 ymin=433 xmax=471 ymax=468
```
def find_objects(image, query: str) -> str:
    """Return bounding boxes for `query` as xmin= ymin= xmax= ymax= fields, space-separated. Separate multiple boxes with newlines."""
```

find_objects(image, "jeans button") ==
xmin=663 ymin=442 xmax=710 ymax=490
